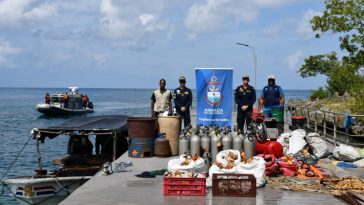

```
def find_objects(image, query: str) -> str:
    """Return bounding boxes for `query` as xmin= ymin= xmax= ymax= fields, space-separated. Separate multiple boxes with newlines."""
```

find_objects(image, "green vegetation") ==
xmin=309 ymin=96 xmax=356 ymax=113
xmin=310 ymin=87 xmax=329 ymax=101
xmin=299 ymin=0 xmax=364 ymax=113
xmin=351 ymin=81 xmax=364 ymax=114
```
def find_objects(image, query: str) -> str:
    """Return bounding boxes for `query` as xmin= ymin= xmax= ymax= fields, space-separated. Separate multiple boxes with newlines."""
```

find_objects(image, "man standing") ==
xmin=82 ymin=95 xmax=89 ymax=109
xmin=173 ymin=76 xmax=192 ymax=128
xmin=63 ymin=93 xmax=69 ymax=108
xmin=234 ymin=75 xmax=256 ymax=132
xmin=45 ymin=93 xmax=51 ymax=104
xmin=259 ymin=75 xmax=284 ymax=110
xmin=151 ymin=79 xmax=172 ymax=118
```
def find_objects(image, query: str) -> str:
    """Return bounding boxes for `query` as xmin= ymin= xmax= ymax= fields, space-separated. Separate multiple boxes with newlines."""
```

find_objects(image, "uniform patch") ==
xmin=184 ymin=92 xmax=189 ymax=95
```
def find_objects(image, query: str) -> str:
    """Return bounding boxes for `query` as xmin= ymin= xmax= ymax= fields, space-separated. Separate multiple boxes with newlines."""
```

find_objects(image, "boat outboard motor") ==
xmin=190 ymin=125 xmax=201 ymax=156
xmin=87 ymin=101 xmax=93 ymax=109
xmin=200 ymin=128 xmax=211 ymax=156
xmin=179 ymin=129 xmax=190 ymax=156
xmin=233 ymin=128 xmax=244 ymax=152
xmin=244 ymin=123 xmax=256 ymax=159
xmin=222 ymin=126 xmax=232 ymax=150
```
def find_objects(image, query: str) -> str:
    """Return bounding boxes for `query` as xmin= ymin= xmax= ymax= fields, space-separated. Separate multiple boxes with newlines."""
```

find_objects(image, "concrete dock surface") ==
xmin=60 ymin=152 xmax=345 ymax=205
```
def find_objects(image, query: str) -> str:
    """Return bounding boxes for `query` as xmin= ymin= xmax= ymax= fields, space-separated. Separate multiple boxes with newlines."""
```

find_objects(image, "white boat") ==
xmin=36 ymin=87 xmax=94 ymax=116
xmin=2 ymin=115 xmax=129 ymax=205
xmin=3 ymin=176 xmax=91 ymax=205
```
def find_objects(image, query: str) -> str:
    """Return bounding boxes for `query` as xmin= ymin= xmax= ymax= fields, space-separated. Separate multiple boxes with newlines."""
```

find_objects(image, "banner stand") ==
xmin=195 ymin=68 xmax=233 ymax=127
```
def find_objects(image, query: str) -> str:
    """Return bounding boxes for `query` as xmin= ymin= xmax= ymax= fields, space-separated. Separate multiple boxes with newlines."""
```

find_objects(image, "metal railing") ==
xmin=287 ymin=105 xmax=364 ymax=147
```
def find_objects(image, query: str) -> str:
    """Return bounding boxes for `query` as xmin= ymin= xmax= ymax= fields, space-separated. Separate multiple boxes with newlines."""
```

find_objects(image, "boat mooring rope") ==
xmin=0 ymin=134 xmax=33 ymax=183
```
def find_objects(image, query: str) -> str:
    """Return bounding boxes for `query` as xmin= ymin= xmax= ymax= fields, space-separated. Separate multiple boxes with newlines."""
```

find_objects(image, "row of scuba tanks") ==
xmin=179 ymin=125 xmax=258 ymax=162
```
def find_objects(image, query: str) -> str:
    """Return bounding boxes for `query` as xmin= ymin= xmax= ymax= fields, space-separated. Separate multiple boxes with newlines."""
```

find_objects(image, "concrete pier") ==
xmin=60 ymin=152 xmax=344 ymax=205
xmin=60 ymin=113 xmax=347 ymax=205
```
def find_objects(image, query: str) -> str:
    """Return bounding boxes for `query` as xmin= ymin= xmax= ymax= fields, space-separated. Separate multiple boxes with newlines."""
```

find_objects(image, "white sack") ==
xmin=287 ymin=129 xmax=307 ymax=155
xmin=333 ymin=144 xmax=360 ymax=162
xmin=237 ymin=156 xmax=266 ymax=188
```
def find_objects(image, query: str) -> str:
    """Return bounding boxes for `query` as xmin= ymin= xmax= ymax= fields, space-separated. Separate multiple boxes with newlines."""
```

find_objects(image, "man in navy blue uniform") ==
xmin=173 ymin=76 xmax=192 ymax=128
xmin=259 ymin=75 xmax=285 ymax=110
xmin=234 ymin=75 xmax=256 ymax=132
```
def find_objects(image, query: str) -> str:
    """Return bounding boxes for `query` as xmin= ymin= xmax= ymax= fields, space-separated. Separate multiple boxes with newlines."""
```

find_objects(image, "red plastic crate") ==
xmin=163 ymin=175 xmax=206 ymax=196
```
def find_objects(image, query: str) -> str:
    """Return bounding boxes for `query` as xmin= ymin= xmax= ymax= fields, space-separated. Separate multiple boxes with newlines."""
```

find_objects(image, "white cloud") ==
xmin=185 ymin=0 xmax=303 ymax=35
xmin=284 ymin=50 xmax=303 ymax=70
xmin=254 ymin=0 xmax=301 ymax=7
xmin=0 ymin=0 xmax=58 ymax=27
xmin=23 ymin=2 xmax=58 ymax=21
xmin=92 ymin=54 xmax=107 ymax=65
xmin=0 ymin=40 xmax=23 ymax=67
xmin=262 ymin=24 xmax=281 ymax=36
xmin=297 ymin=9 xmax=321 ymax=38
xmin=98 ymin=0 xmax=171 ymax=49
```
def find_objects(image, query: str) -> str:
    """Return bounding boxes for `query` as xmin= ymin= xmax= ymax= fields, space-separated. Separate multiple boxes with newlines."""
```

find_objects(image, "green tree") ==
xmin=310 ymin=86 xmax=329 ymax=101
xmin=312 ymin=0 xmax=363 ymax=69
xmin=299 ymin=0 xmax=364 ymax=97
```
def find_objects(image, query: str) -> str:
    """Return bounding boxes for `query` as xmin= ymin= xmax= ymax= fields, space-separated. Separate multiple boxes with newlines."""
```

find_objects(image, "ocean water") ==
xmin=0 ymin=88 xmax=310 ymax=204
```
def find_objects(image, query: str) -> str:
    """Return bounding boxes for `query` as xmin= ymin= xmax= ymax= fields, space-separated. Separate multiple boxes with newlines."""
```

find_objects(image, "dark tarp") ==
xmin=37 ymin=115 xmax=129 ymax=139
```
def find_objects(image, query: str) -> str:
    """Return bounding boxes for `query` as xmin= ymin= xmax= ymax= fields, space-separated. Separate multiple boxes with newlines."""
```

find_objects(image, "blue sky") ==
xmin=0 ymin=0 xmax=342 ymax=89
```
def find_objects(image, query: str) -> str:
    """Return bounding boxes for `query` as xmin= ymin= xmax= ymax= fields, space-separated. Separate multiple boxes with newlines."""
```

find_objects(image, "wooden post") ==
xmin=323 ymin=113 xmax=327 ymax=141
xmin=333 ymin=115 xmax=337 ymax=146
xmin=306 ymin=110 xmax=310 ymax=129
xmin=113 ymin=131 xmax=117 ymax=161
xmin=345 ymin=128 xmax=349 ymax=145
xmin=314 ymin=112 xmax=317 ymax=133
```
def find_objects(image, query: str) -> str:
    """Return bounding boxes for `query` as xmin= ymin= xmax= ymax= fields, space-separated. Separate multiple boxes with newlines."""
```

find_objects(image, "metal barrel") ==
xmin=128 ymin=137 xmax=155 ymax=158
xmin=127 ymin=117 xmax=157 ymax=138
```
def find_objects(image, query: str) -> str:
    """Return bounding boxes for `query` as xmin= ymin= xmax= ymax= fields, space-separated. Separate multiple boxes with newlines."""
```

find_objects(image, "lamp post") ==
xmin=236 ymin=43 xmax=257 ymax=89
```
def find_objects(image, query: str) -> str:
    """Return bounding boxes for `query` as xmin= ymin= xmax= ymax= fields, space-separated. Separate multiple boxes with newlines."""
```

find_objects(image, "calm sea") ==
xmin=0 ymin=88 xmax=310 ymax=204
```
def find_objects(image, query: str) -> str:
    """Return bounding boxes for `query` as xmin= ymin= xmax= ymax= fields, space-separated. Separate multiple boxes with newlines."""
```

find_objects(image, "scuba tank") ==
xmin=233 ymin=128 xmax=244 ymax=152
xmin=222 ymin=126 xmax=232 ymax=150
xmin=244 ymin=124 xmax=256 ymax=159
xmin=210 ymin=126 xmax=221 ymax=162
xmin=178 ymin=129 xmax=189 ymax=155
xmin=200 ymin=128 xmax=211 ymax=155
xmin=190 ymin=125 xmax=201 ymax=156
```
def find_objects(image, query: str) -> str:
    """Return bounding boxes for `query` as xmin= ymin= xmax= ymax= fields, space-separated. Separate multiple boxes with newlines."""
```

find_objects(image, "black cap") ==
xmin=179 ymin=76 xmax=186 ymax=83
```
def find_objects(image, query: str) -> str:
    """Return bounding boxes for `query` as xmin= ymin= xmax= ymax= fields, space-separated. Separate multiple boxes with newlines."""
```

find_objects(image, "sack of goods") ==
xmin=305 ymin=133 xmax=329 ymax=159
xmin=237 ymin=156 xmax=266 ymax=188
xmin=277 ymin=155 xmax=298 ymax=177
xmin=258 ymin=154 xmax=279 ymax=176
xmin=333 ymin=144 xmax=361 ymax=162
xmin=207 ymin=150 xmax=266 ymax=188
xmin=167 ymin=154 xmax=205 ymax=173
xmin=287 ymin=129 xmax=307 ymax=155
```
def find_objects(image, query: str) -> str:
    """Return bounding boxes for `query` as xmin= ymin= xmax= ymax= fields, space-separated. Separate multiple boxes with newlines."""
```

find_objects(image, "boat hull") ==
xmin=36 ymin=104 xmax=94 ymax=116
xmin=3 ymin=176 xmax=91 ymax=205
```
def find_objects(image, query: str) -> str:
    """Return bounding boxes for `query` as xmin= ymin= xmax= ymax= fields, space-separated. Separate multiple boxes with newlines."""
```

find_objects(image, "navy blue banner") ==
xmin=195 ymin=68 xmax=233 ymax=126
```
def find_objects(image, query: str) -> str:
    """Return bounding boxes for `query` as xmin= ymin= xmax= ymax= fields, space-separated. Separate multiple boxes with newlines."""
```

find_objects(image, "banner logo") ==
xmin=205 ymin=75 xmax=223 ymax=107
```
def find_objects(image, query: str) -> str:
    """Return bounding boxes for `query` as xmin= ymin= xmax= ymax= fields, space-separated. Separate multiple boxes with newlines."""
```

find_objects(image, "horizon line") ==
xmin=0 ymin=86 xmax=313 ymax=91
